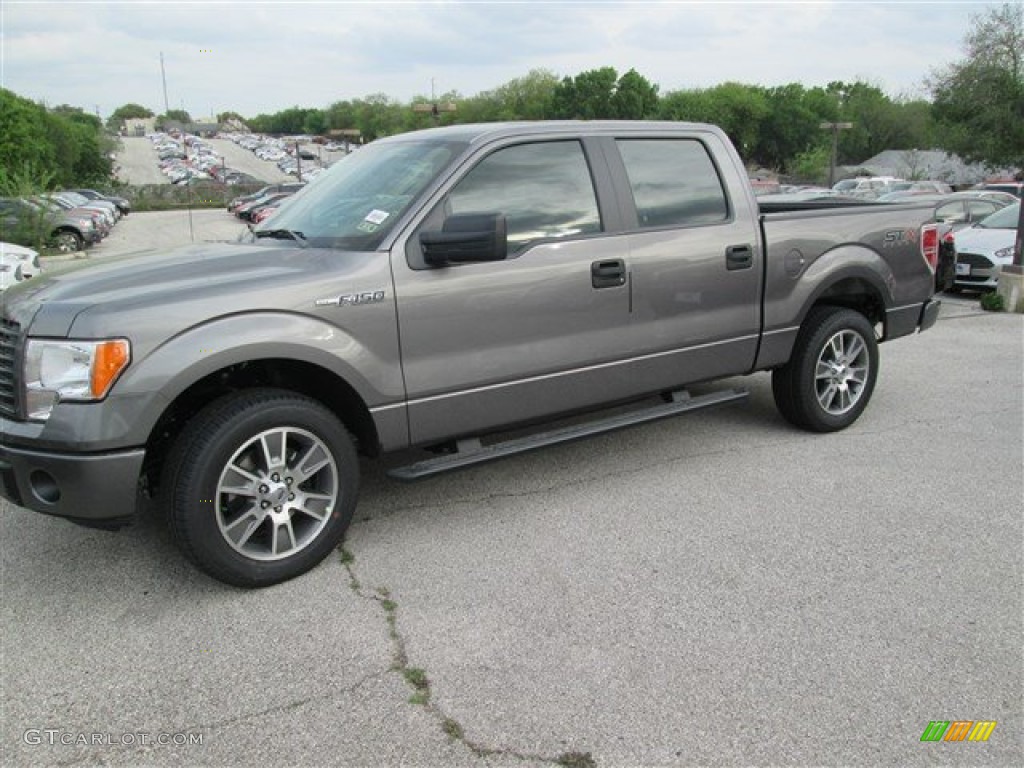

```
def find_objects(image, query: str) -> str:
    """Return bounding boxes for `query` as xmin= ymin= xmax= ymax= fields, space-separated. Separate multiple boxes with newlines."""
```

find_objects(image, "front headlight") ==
xmin=994 ymin=246 xmax=1014 ymax=260
xmin=24 ymin=339 xmax=131 ymax=420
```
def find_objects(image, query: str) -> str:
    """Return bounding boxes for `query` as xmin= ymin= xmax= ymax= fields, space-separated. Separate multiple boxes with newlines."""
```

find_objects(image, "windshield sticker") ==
xmin=356 ymin=221 xmax=379 ymax=234
xmin=364 ymin=209 xmax=390 ymax=225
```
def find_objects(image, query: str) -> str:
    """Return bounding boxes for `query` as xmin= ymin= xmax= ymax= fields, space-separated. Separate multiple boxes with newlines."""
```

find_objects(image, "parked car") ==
xmin=952 ymin=201 xmax=1021 ymax=291
xmin=0 ymin=198 xmax=99 ymax=252
xmin=69 ymin=189 xmax=132 ymax=216
xmin=251 ymin=206 xmax=279 ymax=224
xmin=0 ymin=241 xmax=41 ymax=279
xmin=978 ymin=181 xmax=1024 ymax=199
xmin=832 ymin=177 xmax=902 ymax=199
xmin=54 ymin=191 xmax=120 ymax=225
xmin=37 ymin=196 xmax=111 ymax=238
xmin=0 ymin=252 xmax=26 ymax=292
xmin=924 ymin=191 xmax=1017 ymax=292
xmin=883 ymin=180 xmax=954 ymax=197
xmin=235 ymin=192 xmax=295 ymax=222
xmin=228 ymin=182 xmax=304 ymax=212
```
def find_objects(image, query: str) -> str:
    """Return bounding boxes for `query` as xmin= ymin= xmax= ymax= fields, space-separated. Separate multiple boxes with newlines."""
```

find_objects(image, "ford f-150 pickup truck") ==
xmin=0 ymin=121 xmax=941 ymax=586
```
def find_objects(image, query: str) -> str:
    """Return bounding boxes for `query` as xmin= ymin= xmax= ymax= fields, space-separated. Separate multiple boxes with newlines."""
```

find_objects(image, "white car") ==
xmin=0 ymin=253 xmax=26 ymax=292
xmin=0 ymin=241 xmax=41 ymax=280
xmin=952 ymin=202 xmax=1021 ymax=290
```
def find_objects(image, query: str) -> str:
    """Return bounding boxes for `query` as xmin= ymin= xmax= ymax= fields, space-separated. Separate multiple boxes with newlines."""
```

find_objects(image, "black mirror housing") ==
xmin=420 ymin=213 xmax=507 ymax=265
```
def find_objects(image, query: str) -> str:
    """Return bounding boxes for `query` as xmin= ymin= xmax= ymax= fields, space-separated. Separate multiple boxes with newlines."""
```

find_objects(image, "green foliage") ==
xmin=791 ymin=146 xmax=831 ymax=184
xmin=106 ymin=103 xmax=154 ymax=131
xmin=551 ymin=67 xmax=658 ymax=119
xmin=216 ymin=111 xmax=246 ymax=125
xmin=0 ymin=88 xmax=112 ymax=190
xmin=979 ymin=292 xmax=1006 ymax=311
xmin=157 ymin=109 xmax=193 ymax=126
xmin=929 ymin=3 xmax=1024 ymax=167
xmin=489 ymin=69 xmax=560 ymax=119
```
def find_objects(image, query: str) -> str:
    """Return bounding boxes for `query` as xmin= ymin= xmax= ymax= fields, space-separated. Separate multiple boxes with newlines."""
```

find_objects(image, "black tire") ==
xmin=161 ymin=388 xmax=359 ymax=587
xmin=772 ymin=306 xmax=879 ymax=433
xmin=53 ymin=229 xmax=82 ymax=253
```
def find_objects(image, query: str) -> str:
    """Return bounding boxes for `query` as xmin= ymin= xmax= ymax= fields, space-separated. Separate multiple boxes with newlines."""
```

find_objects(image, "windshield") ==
xmin=252 ymin=139 xmax=464 ymax=250
xmin=977 ymin=202 xmax=1021 ymax=229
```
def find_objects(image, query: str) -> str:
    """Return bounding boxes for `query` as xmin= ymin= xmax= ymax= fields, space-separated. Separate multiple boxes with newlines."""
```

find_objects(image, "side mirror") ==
xmin=420 ymin=212 xmax=507 ymax=266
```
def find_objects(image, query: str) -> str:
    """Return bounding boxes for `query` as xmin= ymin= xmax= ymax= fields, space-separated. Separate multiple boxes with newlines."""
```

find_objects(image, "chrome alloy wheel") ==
xmin=215 ymin=427 xmax=338 ymax=561
xmin=814 ymin=329 xmax=870 ymax=416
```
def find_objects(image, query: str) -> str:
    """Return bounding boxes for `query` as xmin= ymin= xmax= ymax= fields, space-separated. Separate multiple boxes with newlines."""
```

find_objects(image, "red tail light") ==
xmin=921 ymin=223 xmax=938 ymax=273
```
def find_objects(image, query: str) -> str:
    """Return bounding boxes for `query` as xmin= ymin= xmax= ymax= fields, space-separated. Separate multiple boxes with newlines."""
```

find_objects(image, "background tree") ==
xmin=609 ymin=69 xmax=659 ymax=119
xmin=491 ymin=69 xmax=560 ymax=119
xmin=217 ymin=111 xmax=247 ymax=125
xmin=551 ymin=67 xmax=618 ymax=119
xmin=106 ymin=103 xmax=154 ymax=132
xmin=929 ymin=3 xmax=1024 ymax=167
xmin=0 ymin=90 xmax=111 ymax=191
xmin=157 ymin=109 xmax=192 ymax=127
xmin=551 ymin=67 xmax=657 ymax=119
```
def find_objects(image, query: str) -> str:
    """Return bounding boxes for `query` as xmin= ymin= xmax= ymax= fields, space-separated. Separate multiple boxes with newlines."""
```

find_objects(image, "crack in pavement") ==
xmin=338 ymin=545 xmax=598 ymax=768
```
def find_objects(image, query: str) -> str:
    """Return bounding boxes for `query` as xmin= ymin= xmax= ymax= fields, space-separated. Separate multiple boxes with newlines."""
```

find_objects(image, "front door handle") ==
xmin=726 ymin=244 xmax=753 ymax=271
xmin=591 ymin=259 xmax=626 ymax=289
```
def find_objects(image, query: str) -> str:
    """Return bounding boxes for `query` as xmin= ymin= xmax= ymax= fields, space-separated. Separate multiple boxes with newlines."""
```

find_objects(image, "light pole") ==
xmin=412 ymin=78 xmax=456 ymax=125
xmin=820 ymin=121 xmax=853 ymax=188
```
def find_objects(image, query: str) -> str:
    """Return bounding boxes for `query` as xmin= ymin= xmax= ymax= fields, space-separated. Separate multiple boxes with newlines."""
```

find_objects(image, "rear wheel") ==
xmin=772 ymin=307 xmax=878 ymax=432
xmin=162 ymin=388 xmax=359 ymax=587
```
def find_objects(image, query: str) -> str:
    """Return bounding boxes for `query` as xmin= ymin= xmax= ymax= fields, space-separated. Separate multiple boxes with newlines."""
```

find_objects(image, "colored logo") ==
xmin=920 ymin=721 xmax=996 ymax=742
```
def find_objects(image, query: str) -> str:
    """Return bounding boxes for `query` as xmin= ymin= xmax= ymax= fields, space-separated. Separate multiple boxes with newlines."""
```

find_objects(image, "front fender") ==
xmin=32 ymin=312 xmax=403 ymax=451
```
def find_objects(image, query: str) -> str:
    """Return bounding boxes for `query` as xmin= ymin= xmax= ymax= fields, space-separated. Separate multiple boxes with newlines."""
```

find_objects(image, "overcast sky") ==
xmin=1 ymin=1 xmax=993 ymax=120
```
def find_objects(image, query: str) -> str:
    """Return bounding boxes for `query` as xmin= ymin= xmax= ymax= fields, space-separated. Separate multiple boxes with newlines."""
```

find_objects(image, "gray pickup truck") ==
xmin=0 ymin=121 xmax=941 ymax=586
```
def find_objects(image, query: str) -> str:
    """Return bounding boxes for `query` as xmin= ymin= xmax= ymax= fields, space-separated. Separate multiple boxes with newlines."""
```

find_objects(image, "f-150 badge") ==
xmin=315 ymin=290 xmax=386 ymax=307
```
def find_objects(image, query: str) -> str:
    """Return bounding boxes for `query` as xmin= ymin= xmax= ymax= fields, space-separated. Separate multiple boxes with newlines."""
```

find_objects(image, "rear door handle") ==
xmin=591 ymin=258 xmax=626 ymax=289
xmin=726 ymin=244 xmax=753 ymax=271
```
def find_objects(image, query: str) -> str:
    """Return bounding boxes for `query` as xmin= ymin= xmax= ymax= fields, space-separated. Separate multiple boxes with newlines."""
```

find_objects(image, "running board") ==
xmin=387 ymin=388 xmax=748 ymax=481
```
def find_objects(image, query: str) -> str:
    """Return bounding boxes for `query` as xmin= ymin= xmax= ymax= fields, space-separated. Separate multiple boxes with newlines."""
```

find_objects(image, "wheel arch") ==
xmin=142 ymin=357 xmax=380 ymax=496
xmin=804 ymin=274 xmax=888 ymax=329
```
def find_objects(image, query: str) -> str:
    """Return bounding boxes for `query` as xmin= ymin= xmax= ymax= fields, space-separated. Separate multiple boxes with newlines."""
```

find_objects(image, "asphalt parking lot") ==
xmin=114 ymin=136 xmax=343 ymax=187
xmin=3 ymin=216 xmax=1022 ymax=766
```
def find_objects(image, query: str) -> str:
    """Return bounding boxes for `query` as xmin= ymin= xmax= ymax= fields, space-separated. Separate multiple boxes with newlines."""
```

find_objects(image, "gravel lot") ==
xmin=3 ymin=218 xmax=1022 ymax=766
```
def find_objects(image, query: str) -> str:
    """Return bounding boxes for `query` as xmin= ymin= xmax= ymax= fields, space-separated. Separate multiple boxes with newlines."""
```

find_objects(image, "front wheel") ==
xmin=772 ymin=307 xmax=879 ymax=432
xmin=162 ymin=389 xmax=359 ymax=587
xmin=53 ymin=229 xmax=82 ymax=253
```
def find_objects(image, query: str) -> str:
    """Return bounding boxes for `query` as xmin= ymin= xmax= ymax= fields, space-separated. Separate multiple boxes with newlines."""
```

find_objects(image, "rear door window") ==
xmin=615 ymin=139 xmax=729 ymax=228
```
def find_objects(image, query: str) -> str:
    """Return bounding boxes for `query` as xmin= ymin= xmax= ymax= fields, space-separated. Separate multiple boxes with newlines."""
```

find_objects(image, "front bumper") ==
xmin=0 ymin=441 xmax=145 ymax=524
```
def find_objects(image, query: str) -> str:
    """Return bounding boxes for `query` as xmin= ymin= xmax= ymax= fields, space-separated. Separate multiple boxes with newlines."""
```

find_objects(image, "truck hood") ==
xmin=2 ymin=241 xmax=376 ymax=337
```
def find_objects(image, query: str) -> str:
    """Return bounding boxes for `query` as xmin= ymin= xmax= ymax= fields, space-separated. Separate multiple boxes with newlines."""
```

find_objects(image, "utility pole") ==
xmin=160 ymin=52 xmax=170 ymax=114
xmin=820 ymin=121 xmax=853 ymax=188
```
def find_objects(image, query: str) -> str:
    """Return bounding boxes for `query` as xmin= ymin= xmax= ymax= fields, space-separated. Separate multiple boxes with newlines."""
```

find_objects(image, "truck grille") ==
xmin=0 ymin=318 xmax=21 ymax=419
